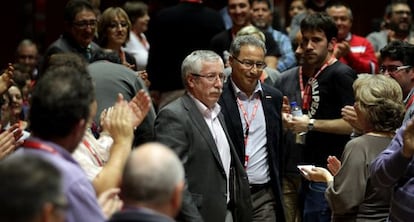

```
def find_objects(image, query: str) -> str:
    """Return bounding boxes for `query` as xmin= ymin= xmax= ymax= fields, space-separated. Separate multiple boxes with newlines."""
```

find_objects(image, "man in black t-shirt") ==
xmin=286 ymin=13 xmax=357 ymax=222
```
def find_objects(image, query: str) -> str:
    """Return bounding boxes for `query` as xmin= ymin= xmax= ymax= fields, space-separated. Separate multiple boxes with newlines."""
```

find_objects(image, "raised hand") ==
xmin=128 ymin=90 xmax=151 ymax=128
xmin=0 ymin=123 xmax=23 ymax=160
xmin=327 ymin=155 xmax=341 ymax=176
xmin=0 ymin=63 xmax=14 ymax=94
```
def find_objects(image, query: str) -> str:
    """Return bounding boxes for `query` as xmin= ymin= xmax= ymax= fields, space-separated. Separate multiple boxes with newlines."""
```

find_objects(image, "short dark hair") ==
xmin=380 ymin=40 xmax=414 ymax=66
xmin=0 ymin=155 xmax=65 ymax=222
xmin=300 ymin=12 xmax=338 ymax=42
xmin=29 ymin=65 xmax=94 ymax=139
xmin=251 ymin=0 xmax=273 ymax=11
xmin=64 ymin=0 xmax=95 ymax=23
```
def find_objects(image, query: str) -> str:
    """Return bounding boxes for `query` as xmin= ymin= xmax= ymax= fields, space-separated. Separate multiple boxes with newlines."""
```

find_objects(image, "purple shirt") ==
xmin=370 ymin=124 xmax=414 ymax=222
xmin=13 ymin=137 xmax=105 ymax=222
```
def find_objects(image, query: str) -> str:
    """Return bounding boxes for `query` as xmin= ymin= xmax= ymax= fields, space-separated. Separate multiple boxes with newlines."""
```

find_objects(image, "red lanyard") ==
xmin=82 ymin=139 xmax=103 ymax=167
xmin=302 ymin=57 xmax=336 ymax=111
xmin=23 ymin=140 xmax=59 ymax=155
xmin=236 ymin=96 xmax=260 ymax=146
xmin=406 ymin=94 xmax=414 ymax=110
xmin=299 ymin=66 xmax=304 ymax=98
xmin=180 ymin=0 xmax=202 ymax=3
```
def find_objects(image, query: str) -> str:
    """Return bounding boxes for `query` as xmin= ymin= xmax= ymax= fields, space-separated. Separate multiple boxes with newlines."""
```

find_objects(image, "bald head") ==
xmin=120 ymin=142 xmax=184 ymax=216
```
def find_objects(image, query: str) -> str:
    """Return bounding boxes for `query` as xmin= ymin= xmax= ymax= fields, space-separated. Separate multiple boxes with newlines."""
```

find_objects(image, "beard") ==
xmin=389 ymin=21 xmax=411 ymax=35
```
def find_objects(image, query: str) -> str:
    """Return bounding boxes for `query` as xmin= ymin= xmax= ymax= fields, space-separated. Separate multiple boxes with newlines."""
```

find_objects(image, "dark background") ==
xmin=1 ymin=0 xmax=396 ymax=68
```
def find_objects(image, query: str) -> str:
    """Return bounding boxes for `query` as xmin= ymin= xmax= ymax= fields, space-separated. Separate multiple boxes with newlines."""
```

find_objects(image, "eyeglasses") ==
xmin=72 ymin=19 xmax=97 ymax=29
xmin=191 ymin=73 xmax=226 ymax=82
xmin=108 ymin=21 xmax=128 ymax=29
xmin=379 ymin=65 xmax=411 ymax=74
xmin=232 ymin=56 xmax=267 ymax=70
xmin=393 ymin=10 xmax=412 ymax=16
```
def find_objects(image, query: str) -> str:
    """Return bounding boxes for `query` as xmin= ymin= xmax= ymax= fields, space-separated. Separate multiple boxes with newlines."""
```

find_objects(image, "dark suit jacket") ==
xmin=108 ymin=208 xmax=175 ymax=222
xmin=154 ymin=93 xmax=252 ymax=222
xmin=218 ymin=80 xmax=286 ymax=222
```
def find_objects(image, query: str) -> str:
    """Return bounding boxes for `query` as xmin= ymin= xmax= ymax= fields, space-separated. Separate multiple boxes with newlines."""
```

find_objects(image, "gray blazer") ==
xmin=154 ymin=93 xmax=252 ymax=222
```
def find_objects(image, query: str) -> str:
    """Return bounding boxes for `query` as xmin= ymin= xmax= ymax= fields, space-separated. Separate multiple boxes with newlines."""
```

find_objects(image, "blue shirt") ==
xmin=266 ymin=27 xmax=296 ymax=72
xmin=13 ymin=137 xmax=105 ymax=222
xmin=370 ymin=124 xmax=414 ymax=222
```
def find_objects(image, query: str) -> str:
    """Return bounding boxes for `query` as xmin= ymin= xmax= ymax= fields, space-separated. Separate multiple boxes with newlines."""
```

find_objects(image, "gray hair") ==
xmin=353 ymin=74 xmax=405 ymax=132
xmin=181 ymin=50 xmax=223 ymax=88
xmin=121 ymin=142 xmax=185 ymax=205
xmin=229 ymin=35 xmax=267 ymax=57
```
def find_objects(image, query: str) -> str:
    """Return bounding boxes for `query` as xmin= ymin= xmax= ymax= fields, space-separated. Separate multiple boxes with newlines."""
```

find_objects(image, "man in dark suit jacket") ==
xmin=218 ymin=35 xmax=286 ymax=222
xmin=154 ymin=50 xmax=252 ymax=222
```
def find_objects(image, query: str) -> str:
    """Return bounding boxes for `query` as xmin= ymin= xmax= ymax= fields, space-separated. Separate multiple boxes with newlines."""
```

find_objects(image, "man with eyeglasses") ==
xmin=369 ymin=41 xmax=414 ymax=222
xmin=43 ymin=0 xmax=100 ymax=69
xmin=219 ymin=35 xmax=286 ymax=222
xmin=154 ymin=50 xmax=252 ymax=222
xmin=379 ymin=40 xmax=414 ymax=123
xmin=367 ymin=1 xmax=414 ymax=60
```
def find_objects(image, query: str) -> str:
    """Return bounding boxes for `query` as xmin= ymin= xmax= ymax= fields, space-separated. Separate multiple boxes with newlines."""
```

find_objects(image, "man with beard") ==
xmin=286 ymin=13 xmax=357 ymax=222
xmin=367 ymin=1 xmax=414 ymax=60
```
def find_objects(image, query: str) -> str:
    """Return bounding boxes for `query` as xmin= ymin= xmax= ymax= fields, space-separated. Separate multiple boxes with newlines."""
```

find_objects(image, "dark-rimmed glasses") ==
xmin=191 ymin=73 xmax=226 ymax=82
xmin=232 ymin=56 xmax=267 ymax=70
xmin=72 ymin=19 xmax=97 ymax=29
xmin=379 ymin=65 xmax=411 ymax=74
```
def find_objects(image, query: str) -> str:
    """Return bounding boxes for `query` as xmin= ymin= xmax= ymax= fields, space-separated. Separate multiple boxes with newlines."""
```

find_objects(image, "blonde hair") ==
xmin=353 ymin=74 xmax=405 ymax=132
xmin=236 ymin=25 xmax=266 ymax=42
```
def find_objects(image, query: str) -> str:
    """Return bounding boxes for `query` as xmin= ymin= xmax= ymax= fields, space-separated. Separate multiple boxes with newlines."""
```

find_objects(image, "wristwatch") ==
xmin=307 ymin=119 xmax=315 ymax=131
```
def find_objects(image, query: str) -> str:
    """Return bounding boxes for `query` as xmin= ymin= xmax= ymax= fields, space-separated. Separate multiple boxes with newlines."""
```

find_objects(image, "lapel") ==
xmin=221 ymin=81 xmax=246 ymax=157
xmin=181 ymin=94 xmax=225 ymax=172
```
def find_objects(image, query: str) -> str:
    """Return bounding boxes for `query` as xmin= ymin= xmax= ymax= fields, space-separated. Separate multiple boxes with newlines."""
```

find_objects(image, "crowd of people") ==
xmin=1 ymin=0 xmax=414 ymax=222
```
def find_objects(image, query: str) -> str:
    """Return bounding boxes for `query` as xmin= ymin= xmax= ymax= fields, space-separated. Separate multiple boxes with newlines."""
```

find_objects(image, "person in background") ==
xmin=378 ymin=40 xmax=414 ymax=123
xmin=97 ymin=7 xmax=137 ymax=71
xmin=109 ymin=142 xmax=185 ymax=222
xmin=287 ymin=0 xmax=331 ymax=42
xmin=219 ymin=35 xmax=286 ymax=221
xmin=43 ymin=0 xmax=100 ymax=67
xmin=286 ymin=0 xmax=307 ymax=35
xmin=73 ymin=90 xmax=151 ymax=195
xmin=123 ymin=1 xmax=150 ymax=71
xmin=88 ymin=50 xmax=156 ymax=147
xmin=304 ymin=74 xmax=404 ymax=221
xmin=326 ymin=1 xmax=378 ymax=74
xmin=0 ymin=155 xmax=66 ymax=222
xmin=4 ymin=85 xmax=29 ymax=133
xmin=154 ymin=50 xmax=252 ymax=222
xmin=366 ymin=0 xmax=414 ymax=61
xmin=251 ymin=0 xmax=296 ymax=72
xmin=15 ymin=39 xmax=41 ymax=81
xmin=210 ymin=0 xmax=280 ymax=70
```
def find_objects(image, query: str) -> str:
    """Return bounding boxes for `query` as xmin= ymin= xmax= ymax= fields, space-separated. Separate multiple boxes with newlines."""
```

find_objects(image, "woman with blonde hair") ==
xmin=302 ymin=74 xmax=405 ymax=221
xmin=97 ymin=7 xmax=137 ymax=70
